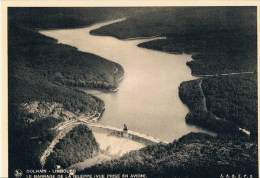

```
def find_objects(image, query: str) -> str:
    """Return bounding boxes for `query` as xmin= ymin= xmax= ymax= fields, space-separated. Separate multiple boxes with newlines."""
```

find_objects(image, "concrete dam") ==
xmin=55 ymin=119 xmax=168 ymax=158
xmin=88 ymin=123 xmax=168 ymax=157
xmin=68 ymin=122 xmax=168 ymax=171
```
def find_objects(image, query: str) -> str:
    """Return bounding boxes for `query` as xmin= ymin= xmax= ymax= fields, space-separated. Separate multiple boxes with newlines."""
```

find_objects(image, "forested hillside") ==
xmin=90 ymin=6 xmax=257 ymax=138
xmin=92 ymin=7 xmax=255 ymax=38
xmin=202 ymin=74 xmax=257 ymax=135
xmin=179 ymin=74 xmax=257 ymax=139
xmin=91 ymin=7 xmax=257 ymax=75
xmin=8 ymin=7 xmax=130 ymax=174
xmin=8 ymin=7 xmax=258 ymax=177
xmin=139 ymin=31 xmax=256 ymax=75
xmin=9 ymin=24 xmax=124 ymax=91
xmin=9 ymin=7 xmax=161 ymax=29
xmin=45 ymin=125 xmax=99 ymax=168
xmin=85 ymin=7 xmax=258 ymax=177
xmin=9 ymin=117 xmax=63 ymax=171
xmin=83 ymin=133 xmax=258 ymax=178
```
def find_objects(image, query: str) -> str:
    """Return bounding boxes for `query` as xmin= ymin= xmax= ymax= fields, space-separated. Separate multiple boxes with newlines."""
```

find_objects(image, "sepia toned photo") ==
xmin=3 ymin=2 xmax=259 ymax=178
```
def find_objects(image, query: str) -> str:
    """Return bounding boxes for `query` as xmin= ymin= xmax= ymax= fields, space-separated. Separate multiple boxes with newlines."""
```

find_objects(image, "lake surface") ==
xmin=40 ymin=19 xmax=213 ymax=142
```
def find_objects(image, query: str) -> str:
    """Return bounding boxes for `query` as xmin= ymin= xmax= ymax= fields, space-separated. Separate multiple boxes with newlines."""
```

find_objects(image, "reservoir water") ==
xmin=40 ymin=19 xmax=213 ymax=142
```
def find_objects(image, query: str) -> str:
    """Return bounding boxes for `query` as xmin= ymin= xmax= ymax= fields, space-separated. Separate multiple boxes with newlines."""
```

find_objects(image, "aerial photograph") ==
xmin=8 ymin=6 xmax=257 ymax=178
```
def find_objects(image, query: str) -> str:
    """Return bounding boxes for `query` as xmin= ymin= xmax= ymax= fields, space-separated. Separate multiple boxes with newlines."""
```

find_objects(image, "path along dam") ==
xmin=65 ymin=120 xmax=168 ymax=171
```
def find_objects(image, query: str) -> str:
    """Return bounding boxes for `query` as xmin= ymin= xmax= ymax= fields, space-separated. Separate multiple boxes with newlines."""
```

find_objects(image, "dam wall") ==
xmin=88 ymin=123 xmax=168 ymax=146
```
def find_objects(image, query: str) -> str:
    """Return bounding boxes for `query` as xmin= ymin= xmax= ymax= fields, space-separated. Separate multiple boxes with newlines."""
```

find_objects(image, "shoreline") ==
xmin=178 ymin=74 xmax=256 ymax=137
xmin=78 ymin=75 xmax=125 ymax=94
xmin=41 ymin=19 xmax=252 ymax=140
xmin=193 ymin=71 xmax=255 ymax=78
xmin=135 ymin=42 xmax=256 ymax=137
xmin=35 ymin=18 xmax=127 ymax=31
xmin=74 ymin=21 xmax=216 ymax=140
xmin=9 ymin=8 xmax=258 ymax=176
xmin=39 ymin=18 xmax=256 ymax=168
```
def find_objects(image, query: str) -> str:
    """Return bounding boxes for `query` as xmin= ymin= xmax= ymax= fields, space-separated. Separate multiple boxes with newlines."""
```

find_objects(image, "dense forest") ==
xmin=87 ymin=7 xmax=258 ymax=176
xmin=83 ymin=133 xmax=258 ymax=178
xmin=139 ymin=31 xmax=256 ymax=75
xmin=90 ymin=5 xmax=258 ymax=140
xmin=8 ymin=7 xmax=130 ymax=174
xmin=179 ymin=74 xmax=257 ymax=139
xmin=9 ymin=117 xmax=63 ymax=173
xmin=8 ymin=7 xmax=258 ymax=177
xmin=9 ymin=24 xmax=124 ymax=91
xmin=45 ymin=125 xmax=99 ymax=168
xmin=91 ymin=7 xmax=257 ymax=75
xmin=9 ymin=7 xmax=163 ymax=29
xmin=202 ymin=74 xmax=258 ymax=136
xmin=91 ymin=7 xmax=256 ymax=39
xmin=9 ymin=71 xmax=104 ymax=116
